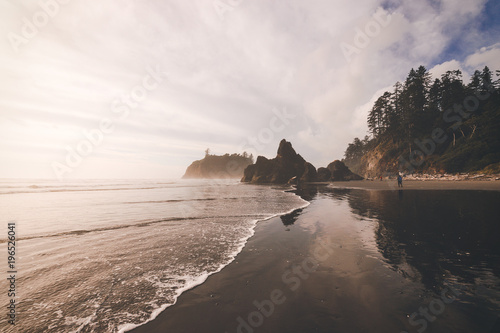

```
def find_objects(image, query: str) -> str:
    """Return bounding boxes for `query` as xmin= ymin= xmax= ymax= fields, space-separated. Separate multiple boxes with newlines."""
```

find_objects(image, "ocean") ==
xmin=0 ymin=179 xmax=308 ymax=333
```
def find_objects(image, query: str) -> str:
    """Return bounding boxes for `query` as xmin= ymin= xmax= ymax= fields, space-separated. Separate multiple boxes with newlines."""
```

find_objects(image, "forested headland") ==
xmin=182 ymin=150 xmax=254 ymax=179
xmin=343 ymin=66 xmax=500 ymax=177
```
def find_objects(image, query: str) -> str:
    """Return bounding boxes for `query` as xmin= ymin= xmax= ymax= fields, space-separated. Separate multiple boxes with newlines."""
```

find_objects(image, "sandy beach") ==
xmin=329 ymin=179 xmax=500 ymax=191
xmin=130 ymin=183 xmax=500 ymax=333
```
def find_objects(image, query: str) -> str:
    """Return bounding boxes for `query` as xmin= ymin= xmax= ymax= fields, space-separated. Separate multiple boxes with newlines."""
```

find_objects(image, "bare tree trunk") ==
xmin=470 ymin=125 xmax=477 ymax=138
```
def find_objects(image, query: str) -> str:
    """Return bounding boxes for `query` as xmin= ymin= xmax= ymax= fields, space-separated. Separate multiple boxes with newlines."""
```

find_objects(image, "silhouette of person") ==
xmin=397 ymin=174 xmax=403 ymax=188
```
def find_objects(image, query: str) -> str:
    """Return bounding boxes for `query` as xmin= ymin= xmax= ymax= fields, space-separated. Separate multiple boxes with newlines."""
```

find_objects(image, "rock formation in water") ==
xmin=316 ymin=167 xmax=332 ymax=182
xmin=301 ymin=162 xmax=318 ymax=182
xmin=326 ymin=160 xmax=363 ymax=181
xmin=182 ymin=153 xmax=253 ymax=179
xmin=241 ymin=139 xmax=317 ymax=184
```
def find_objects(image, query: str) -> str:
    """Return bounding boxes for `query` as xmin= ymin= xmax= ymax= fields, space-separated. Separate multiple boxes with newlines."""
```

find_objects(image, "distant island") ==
xmin=182 ymin=150 xmax=254 ymax=179
xmin=343 ymin=65 xmax=500 ymax=178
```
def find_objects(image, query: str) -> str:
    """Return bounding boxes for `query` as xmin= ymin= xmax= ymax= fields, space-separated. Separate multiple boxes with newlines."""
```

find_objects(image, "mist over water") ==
xmin=0 ymin=179 xmax=307 ymax=332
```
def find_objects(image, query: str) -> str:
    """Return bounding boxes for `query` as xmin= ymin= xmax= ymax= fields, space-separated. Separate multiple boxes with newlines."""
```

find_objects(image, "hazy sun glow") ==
xmin=1 ymin=0 xmax=499 ymax=179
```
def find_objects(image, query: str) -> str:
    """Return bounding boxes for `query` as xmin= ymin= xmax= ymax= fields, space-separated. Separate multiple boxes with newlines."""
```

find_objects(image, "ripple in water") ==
xmin=0 ymin=179 xmax=308 ymax=332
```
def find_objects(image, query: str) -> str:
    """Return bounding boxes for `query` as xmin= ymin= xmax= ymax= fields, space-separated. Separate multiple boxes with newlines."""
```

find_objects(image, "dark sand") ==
xmin=330 ymin=179 xmax=500 ymax=191
xmin=130 ymin=184 xmax=500 ymax=333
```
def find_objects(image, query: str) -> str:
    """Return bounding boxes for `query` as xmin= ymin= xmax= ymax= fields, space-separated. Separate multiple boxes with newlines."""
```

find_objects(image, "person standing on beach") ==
xmin=397 ymin=174 xmax=403 ymax=188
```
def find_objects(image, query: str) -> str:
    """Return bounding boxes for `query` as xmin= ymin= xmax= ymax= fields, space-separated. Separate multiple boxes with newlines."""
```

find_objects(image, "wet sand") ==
xmin=130 ymin=185 xmax=500 ymax=333
xmin=329 ymin=179 xmax=500 ymax=191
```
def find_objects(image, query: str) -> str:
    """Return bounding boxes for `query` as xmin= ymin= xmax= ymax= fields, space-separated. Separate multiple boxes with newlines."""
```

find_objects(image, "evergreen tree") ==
xmin=481 ymin=66 xmax=493 ymax=92
xmin=428 ymin=78 xmax=442 ymax=119
xmin=440 ymin=70 xmax=464 ymax=112
xmin=368 ymin=93 xmax=392 ymax=137
xmin=400 ymin=66 xmax=431 ymax=149
xmin=390 ymin=81 xmax=404 ymax=139
xmin=467 ymin=70 xmax=482 ymax=94
xmin=345 ymin=64 xmax=500 ymax=175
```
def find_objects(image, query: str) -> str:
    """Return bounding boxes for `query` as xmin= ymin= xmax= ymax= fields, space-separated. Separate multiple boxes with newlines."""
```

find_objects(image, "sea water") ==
xmin=0 ymin=179 xmax=308 ymax=332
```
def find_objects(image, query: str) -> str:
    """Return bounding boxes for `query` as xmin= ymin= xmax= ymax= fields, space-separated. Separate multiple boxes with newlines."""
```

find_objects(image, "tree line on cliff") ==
xmin=182 ymin=151 xmax=254 ymax=179
xmin=344 ymin=66 xmax=500 ymax=176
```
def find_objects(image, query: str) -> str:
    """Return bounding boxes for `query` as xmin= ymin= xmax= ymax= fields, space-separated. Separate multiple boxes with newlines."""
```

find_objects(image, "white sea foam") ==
xmin=0 ymin=179 xmax=308 ymax=333
xmin=117 ymin=273 xmax=210 ymax=333
xmin=120 ymin=189 xmax=310 ymax=333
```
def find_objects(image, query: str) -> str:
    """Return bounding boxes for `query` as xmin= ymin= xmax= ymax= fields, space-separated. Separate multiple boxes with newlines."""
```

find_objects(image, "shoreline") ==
xmin=128 ymin=184 xmax=499 ymax=333
xmin=128 ymin=203 xmax=319 ymax=333
xmin=123 ymin=186 xmax=309 ymax=333
xmin=326 ymin=179 xmax=500 ymax=191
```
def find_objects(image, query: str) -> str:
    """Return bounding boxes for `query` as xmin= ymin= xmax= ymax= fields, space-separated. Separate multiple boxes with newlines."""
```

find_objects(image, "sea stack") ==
xmin=241 ymin=139 xmax=317 ymax=184
xmin=326 ymin=160 xmax=363 ymax=181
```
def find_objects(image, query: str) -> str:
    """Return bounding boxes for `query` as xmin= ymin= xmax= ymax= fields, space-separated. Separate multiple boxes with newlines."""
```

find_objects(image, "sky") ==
xmin=1 ymin=0 xmax=499 ymax=180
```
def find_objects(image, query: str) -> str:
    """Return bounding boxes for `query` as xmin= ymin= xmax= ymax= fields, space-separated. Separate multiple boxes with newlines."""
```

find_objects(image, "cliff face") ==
xmin=344 ymin=136 xmax=473 ymax=178
xmin=241 ymin=139 xmax=317 ymax=184
xmin=182 ymin=154 xmax=253 ymax=179
xmin=346 ymin=139 xmax=400 ymax=178
xmin=343 ymin=66 xmax=500 ymax=177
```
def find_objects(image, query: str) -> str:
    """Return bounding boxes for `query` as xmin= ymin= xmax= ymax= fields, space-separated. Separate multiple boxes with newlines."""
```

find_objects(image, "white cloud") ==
xmin=0 ymin=0 xmax=496 ymax=178
xmin=465 ymin=43 xmax=500 ymax=70
xmin=429 ymin=60 xmax=469 ymax=81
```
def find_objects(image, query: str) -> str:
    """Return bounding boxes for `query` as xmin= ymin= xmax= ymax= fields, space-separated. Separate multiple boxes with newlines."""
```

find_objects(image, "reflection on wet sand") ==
xmin=344 ymin=189 xmax=500 ymax=290
xmin=132 ymin=184 xmax=500 ymax=333
xmin=294 ymin=185 xmax=500 ymax=332
xmin=280 ymin=208 xmax=304 ymax=226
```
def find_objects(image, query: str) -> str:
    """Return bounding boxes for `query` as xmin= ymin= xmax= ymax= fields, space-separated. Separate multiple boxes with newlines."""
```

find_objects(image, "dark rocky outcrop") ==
xmin=240 ymin=140 xmax=362 ymax=184
xmin=241 ymin=139 xmax=316 ymax=184
xmin=301 ymin=162 xmax=317 ymax=182
xmin=183 ymin=153 xmax=253 ymax=179
xmin=317 ymin=167 xmax=332 ymax=182
xmin=326 ymin=160 xmax=363 ymax=181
